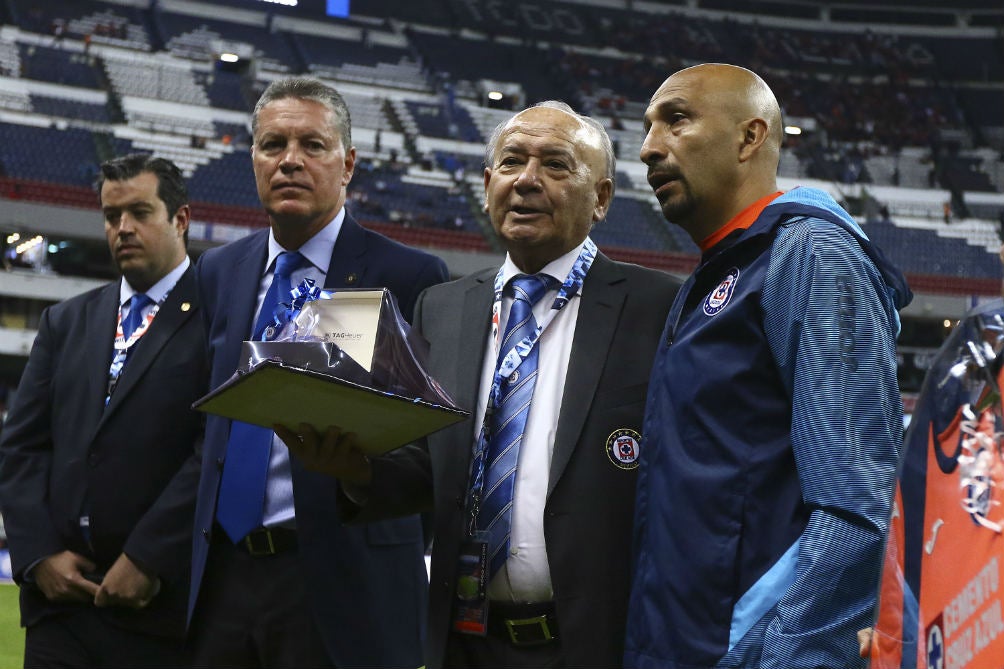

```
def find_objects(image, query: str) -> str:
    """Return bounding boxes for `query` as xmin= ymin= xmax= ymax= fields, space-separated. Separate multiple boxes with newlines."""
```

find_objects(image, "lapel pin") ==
xmin=181 ymin=302 xmax=191 ymax=312
xmin=346 ymin=273 xmax=358 ymax=285
xmin=606 ymin=428 xmax=642 ymax=470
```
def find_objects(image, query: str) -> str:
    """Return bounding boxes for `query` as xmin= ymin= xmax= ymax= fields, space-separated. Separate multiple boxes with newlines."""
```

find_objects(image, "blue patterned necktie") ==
xmin=479 ymin=273 xmax=555 ymax=578
xmin=216 ymin=251 xmax=305 ymax=542
xmin=105 ymin=293 xmax=154 ymax=404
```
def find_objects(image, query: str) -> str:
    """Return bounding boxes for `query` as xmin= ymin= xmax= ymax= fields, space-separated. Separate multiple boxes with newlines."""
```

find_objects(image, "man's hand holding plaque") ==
xmin=274 ymin=423 xmax=372 ymax=486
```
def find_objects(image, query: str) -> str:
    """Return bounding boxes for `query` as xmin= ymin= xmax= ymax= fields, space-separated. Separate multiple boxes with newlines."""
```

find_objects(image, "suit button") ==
xmin=88 ymin=454 xmax=98 ymax=466
xmin=215 ymin=457 xmax=224 ymax=471
xmin=202 ymin=528 xmax=211 ymax=542
xmin=455 ymin=495 xmax=463 ymax=508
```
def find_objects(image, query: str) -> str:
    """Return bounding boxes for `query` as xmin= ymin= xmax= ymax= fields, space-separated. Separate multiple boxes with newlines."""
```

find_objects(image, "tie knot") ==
xmin=510 ymin=274 xmax=554 ymax=307
xmin=121 ymin=293 xmax=154 ymax=341
xmin=130 ymin=293 xmax=153 ymax=312
xmin=274 ymin=251 xmax=305 ymax=280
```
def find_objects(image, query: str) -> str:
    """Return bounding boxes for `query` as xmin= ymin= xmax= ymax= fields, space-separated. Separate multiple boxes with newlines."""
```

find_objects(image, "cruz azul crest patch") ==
xmin=703 ymin=267 xmax=740 ymax=316
xmin=606 ymin=429 xmax=642 ymax=470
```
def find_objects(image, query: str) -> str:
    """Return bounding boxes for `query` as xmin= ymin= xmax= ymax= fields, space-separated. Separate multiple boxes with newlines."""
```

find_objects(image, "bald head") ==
xmin=641 ymin=63 xmax=783 ymax=242
xmin=667 ymin=63 xmax=782 ymax=159
xmin=486 ymin=101 xmax=616 ymax=186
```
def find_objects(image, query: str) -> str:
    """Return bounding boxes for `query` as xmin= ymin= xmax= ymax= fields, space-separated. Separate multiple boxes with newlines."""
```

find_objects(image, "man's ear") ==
xmin=739 ymin=118 xmax=769 ymax=163
xmin=483 ymin=167 xmax=492 ymax=212
xmin=342 ymin=147 xmax=357 ymax=186
xmin=173 ymin=204 xmax=191 ymax=235
xmin=592 ymin=178 xmax=614 ymax=222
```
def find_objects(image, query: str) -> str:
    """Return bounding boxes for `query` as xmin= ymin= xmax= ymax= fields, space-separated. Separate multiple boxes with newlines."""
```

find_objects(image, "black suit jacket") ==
xmin=349 ymin=252 xmax=680 ymax=668
xmin=191 ymin=213 xmax=450 ymax=667
xmin=0 ymin=266 xmax=207 ymax=638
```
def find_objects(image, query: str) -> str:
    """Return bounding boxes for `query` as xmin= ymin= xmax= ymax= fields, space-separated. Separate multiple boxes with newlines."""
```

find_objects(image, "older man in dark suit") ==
xmin=283 ymin=101 xmax=680 ymax=668
xmin=0 ymin=154 xmax=207 ymax=668
xmin=188 ymin=76 xmax=449 ymax=669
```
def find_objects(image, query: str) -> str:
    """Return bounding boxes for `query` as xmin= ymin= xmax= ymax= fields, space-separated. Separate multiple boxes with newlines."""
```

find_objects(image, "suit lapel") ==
xmin=80 ymin=284 xmax=120 ymax=441
xmin=456 ymin=272 xmax=493 ymax=412
xmin=324 ymin=214 xmax=367 ymax=290
xmin=548 ymin=254 xmax=626 ymax=497
xmin=442 ymin=272 xmax=493 ymax=495
xmin=101 ymin=268 xmax=199 ymax=423
xmin=226 ymin=234 xmax=269 ymax=361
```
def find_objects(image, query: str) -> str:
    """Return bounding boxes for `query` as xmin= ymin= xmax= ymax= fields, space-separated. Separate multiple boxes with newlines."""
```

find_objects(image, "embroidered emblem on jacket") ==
xmin=703 ymin=267 xmax=740 ymax=317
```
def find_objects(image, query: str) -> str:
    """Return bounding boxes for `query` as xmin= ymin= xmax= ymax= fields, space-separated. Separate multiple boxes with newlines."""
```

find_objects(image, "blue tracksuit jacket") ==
xmin=625 ymin=187 xmax=912 ymax=669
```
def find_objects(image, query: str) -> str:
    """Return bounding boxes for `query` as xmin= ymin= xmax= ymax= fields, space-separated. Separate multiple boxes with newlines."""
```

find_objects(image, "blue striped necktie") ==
xmin=479 ymin=273 xmax=554 ymax=578
xmin=216 ymin=251 xmax=305 ymax=542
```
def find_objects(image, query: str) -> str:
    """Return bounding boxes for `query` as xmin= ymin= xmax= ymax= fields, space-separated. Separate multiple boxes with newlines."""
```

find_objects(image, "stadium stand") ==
xmin=0 ymin=0 xmax=1003 ymax=398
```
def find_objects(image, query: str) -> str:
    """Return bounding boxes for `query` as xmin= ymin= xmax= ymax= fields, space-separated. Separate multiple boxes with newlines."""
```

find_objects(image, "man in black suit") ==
xmin=188 ymin=76 xmax=449 ymax=668
xmin=283 ymin=101 xmax=680 ymax=668
xmin=0 ymin=154 xmax=206 ymax=667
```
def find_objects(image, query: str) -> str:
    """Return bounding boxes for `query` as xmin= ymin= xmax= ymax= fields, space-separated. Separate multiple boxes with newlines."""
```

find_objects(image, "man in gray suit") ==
xmin=282 ymin=101 xmax=679 ymax=668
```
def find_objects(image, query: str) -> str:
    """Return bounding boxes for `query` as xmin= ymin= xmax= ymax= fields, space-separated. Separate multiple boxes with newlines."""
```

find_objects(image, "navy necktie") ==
xmin=217 ymin=251 xmax=305 ymax=542
xmin=479 ymin=273 xmax=554 ymax=578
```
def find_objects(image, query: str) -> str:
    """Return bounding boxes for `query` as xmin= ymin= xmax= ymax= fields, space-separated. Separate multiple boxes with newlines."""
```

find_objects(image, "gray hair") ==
xmin=251 ymin=77 xmax=352 ymax=148
xmin=484 ymin=100 xmax=616 ymax=191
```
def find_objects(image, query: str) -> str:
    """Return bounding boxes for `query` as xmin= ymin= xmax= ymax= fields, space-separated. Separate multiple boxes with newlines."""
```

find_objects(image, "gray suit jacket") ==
xmin=347 ymin=252 xmax=680 ymax=668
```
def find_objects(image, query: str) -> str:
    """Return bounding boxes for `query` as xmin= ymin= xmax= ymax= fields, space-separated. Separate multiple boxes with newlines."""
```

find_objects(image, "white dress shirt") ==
xmin=479 ymin=240 xmax=587 ymax=603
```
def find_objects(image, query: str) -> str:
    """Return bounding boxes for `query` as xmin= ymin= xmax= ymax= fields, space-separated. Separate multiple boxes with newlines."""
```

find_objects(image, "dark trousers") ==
xmin=189 ymin=535 xmax=332 ymax=669
xmin=24 ymin=608 xmax=189 ymax=669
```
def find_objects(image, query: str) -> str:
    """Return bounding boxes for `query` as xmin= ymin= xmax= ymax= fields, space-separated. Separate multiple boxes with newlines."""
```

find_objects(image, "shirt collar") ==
xmin=265 ymin=207 xmax=345 ymax=276
xmin=119 ymin=255 xmax=190 ymax=306
xmin=699 ymin=191 xmax=784 ymax=252
xmin=501 ymin=238 xmax=588 ymax=291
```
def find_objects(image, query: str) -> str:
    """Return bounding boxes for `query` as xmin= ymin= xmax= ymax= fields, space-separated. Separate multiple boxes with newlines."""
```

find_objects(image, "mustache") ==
xmin=647 ymin=168 xmax=682 ymax=189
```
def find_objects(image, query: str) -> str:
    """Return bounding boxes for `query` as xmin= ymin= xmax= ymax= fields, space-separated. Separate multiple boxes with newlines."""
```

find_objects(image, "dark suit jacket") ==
xmin=190 ymin=212 xmax=449 ymax=668
xmin=349 ymin=252 xmax=680 ymax=668
xmin=0 ymin=266 xmax=207 ymax=638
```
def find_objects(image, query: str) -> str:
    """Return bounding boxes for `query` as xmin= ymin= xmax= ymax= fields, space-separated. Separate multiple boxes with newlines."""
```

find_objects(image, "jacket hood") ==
xmin=751 ymin=186 xmax=914 ymax=311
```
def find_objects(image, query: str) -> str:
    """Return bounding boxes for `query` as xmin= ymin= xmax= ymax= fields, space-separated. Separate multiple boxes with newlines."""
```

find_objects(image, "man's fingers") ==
xmin=93 ymin=553 xmax=160 ymax=609
xmin=274 ymin=424 xmax=305 ymax=451
xmin=857 ymin=627 xmax=874 ymax=658
xmin=77 ymin=575 xmax=100 ymax=597
xmin=36 ymin=551 xmax=101 ymax=602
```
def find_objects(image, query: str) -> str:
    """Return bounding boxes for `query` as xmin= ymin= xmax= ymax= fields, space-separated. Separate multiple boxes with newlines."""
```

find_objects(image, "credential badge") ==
xmin=703 ymin=267 xmax=740 ymax=317
xmin=606 ymin=428 xmax=642 ymax=470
